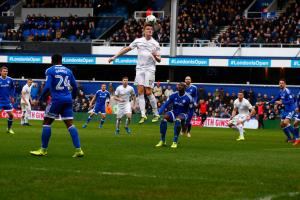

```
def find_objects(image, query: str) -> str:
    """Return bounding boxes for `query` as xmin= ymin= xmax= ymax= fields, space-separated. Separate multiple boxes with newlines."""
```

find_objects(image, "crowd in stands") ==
xmin=110 ymin=0 xmax=253 ymax=43
xmin=218 ymin=2 xmax=300 ymax=44
xmin=24 ymin=0 xmax=92 ymax=8
xmin=3 ymin=14 xmax=96 ymax=41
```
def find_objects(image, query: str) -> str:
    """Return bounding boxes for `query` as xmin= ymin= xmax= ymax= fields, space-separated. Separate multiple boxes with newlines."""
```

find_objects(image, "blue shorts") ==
xmin=45 ymin=101 xmax=73 ymax=120
xmin=93 ymin=104 xmax=106 ymax=115
xmin=0 ymin=103 xmax=13 ymax=112
xmin=293 ymin=112 xmax=300 ymax=121
xmin=186 ymin=108 xmax=195 ymax=123
xmin=165 ymin=111 xmax=188 ymax=123
xmin=281 ymin=110 xmax=294 ymax=120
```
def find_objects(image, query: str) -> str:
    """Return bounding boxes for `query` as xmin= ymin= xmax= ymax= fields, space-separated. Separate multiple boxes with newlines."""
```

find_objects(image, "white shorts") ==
xmin=21 ymin=103 xmax=31 ymax=112
xmin=117 ymin=102 xmax=132 ymax=119
xmin=135 ymin=70 xmax=155 ymax=88
xmin=229 ymin=114 xmax=248 ymax=125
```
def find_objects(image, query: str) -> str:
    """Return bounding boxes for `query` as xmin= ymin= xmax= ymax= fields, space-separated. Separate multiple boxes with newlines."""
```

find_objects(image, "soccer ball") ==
xmin=145 ymin=15 xmax=157 ymax=24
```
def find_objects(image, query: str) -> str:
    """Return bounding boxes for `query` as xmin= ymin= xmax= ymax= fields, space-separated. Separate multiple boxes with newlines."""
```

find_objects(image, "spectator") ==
xmin=256 ymin=101 xmax=265 ymax=129
xmin=31 ymin=82 xmax=39 ymax=100
xmin=108 ymin=82 xmax=115 ymax=94
xmin=105 ymin=101 xmax=113 ymax=114
xmin=153 ymin=81 xmax=163 ymax=100
xmin=164 ymin=85 xmax=174 ymax=99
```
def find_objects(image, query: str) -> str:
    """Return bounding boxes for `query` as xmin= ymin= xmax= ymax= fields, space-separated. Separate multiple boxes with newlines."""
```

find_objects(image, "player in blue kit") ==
xmin=155 ymin=82 xmax=193 ymax=148
xmin=0 ymin=66 xmax=15 ymax=134
xmin=30 ymin=54 xmax=84 ymax=158
xmin=292 ymin=91 xmax=300 ymax=145
xmin=82 ymin=84 xmax=110 ymax=128
xmin=270 ymin=79 xmax=296 ymax=143
xmin=183 ymin=76 xmax=198 ymax=137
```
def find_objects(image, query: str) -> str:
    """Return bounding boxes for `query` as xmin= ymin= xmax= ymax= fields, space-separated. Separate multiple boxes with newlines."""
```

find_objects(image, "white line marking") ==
xmin=29 ymin=167 xmax=246 ymax=183
xmin=257 ymin=192 xmax=299 ymax=200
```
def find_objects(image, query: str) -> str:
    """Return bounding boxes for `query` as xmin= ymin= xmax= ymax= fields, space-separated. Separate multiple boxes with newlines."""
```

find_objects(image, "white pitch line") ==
xmin=29 ymin=167 xmax=246 ymax=183
xmin=257 ymin=192 xmax=299 ymax=200
xmin=263 ymin=147 xmax=300 ymax=151
xmin=30 ymin=167 xmax=157 ymax=178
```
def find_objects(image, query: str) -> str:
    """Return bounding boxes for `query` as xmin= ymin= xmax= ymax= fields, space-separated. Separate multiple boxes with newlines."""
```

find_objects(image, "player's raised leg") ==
xmin=82 ymin=112 xmax=95 ymax=128
xmin=281 ymin=118 xmax=294 ymax=142
xmin=145 ymin=88 xmax=160 ymax=122
xmin=144 ymin=72 xmax=159 ymax=122
xmin=138 ymin=86 xmax=147 ymax=124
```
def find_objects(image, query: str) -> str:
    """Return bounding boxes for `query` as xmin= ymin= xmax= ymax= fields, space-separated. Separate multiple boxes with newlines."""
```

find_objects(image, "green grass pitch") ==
xmin=0 ymin=119 xmax=300 ymax=200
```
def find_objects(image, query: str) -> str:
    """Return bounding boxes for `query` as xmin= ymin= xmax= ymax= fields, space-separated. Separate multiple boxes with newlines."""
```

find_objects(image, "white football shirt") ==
xmin=21 ymin=84 xmax=32 ymax=104
xmin=129 ymin=37 xmax=160 ymax=73
xmin=115 ymin=85 xmax=135 ymax=105
xmin=233 ymin=98 xmax=253 ymax=115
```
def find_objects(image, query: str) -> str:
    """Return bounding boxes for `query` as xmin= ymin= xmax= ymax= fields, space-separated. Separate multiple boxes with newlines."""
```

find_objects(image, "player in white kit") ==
xmin=228 ymin=91 xmax=256 ymax=141
xmin=108 ymin=23 xmax=161 ymax=124
xmin=113 ymin=77 xmax=136 ymax=135
xmin=21 ymin=79 xmax=33 ymax=126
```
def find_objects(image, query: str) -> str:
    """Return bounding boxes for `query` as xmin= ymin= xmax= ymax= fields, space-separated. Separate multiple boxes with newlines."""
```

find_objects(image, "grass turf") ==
xmin=0 ymin=119 xmax=300 ymax=200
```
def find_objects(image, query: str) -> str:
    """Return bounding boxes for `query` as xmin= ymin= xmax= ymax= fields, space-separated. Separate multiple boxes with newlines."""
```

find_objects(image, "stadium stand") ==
xmin=3 ymin=14 xmax=97 ymax=41
xmin=109 ymin=0 xmax=254 ymax=43
xmin=218 ymin=2 xmax=300 ymax=44
xmin=23 ymin=0 xmax=92 ymax=8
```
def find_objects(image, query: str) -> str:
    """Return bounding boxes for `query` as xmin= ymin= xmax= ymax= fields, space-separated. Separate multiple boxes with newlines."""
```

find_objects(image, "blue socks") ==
xmin=293 ymin=126 xmax=299 ymax=140
xmin=68 ymin=126 xmax=81 ymax=148
xmin=86 ymin=116 xmax=92 ymax=124
xmin=174 ymin=120 xmax=181 ymax=143
xmin=283 ymin=126 xmax=292 ymax=140
xmin=187 ymin=123 xmax=192 ymax=133
xmin=160 ymin=119 xmax=167 ymax=142
xmin=7 ymin=118 xmax=13 ymax=129
xmin=100 ymin=119 xmax=105 ymax=126
xmin=41 ymin=125 xmax=51 ymax=149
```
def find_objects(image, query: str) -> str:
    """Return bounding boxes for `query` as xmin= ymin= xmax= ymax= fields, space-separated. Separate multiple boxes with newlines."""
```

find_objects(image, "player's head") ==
xmin=0 ymin=66 xmax=8 ymax=78
xmin=101 ymin=84 xmax=106 ymax=91
xmin=27 ymin=78 xmax=33 ymax=87
xmin=51 ymin=54 xmax=62 ymax=65
xmin=279 ymin=79 xmax=286 ymax=89
xmin=122 ymin=76 xmax=128 ymax=86
xmin=238 ymin=91 xmax=244 ymax=101
xmin=143 ymin=23 xmax=154 ymax=38
xmin=177 ymin=82 xmax=186 ymax=93
xmin=185 ymin=76 xmax=191 ymax=85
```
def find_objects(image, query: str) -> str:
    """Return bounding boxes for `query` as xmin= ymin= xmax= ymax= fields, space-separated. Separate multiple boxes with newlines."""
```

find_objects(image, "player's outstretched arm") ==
xmin=230 ymin=108 xmax=238 ymax=119
xmin=158 ymin=96 xmax=173 ymax=115
xmin=108 ymin=47 xmax=132 ymax=63
xmin=270 ymin=93 xmax=280 ymax=104
xmin=89 ymin=95 xmax=96 ymax=108
xmin=21 ymin=90 xmax=28 ymax=105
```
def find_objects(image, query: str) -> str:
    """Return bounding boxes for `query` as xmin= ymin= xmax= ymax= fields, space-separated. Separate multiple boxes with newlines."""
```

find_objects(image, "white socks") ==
xmin=237 ymin=124 xmax=244 ymax=137
xmin=116 ymin=118 xmax=121 ymax=130
xmin=147 ymin=94 xmax=158 ymax=116
xmin=138 ymin=95 xmax=146 ymax=117
xmin=125 ymin=118 xmax=130 ymax=128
